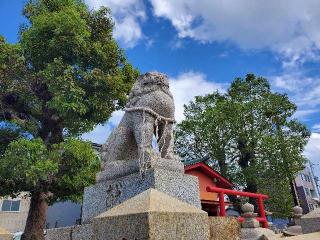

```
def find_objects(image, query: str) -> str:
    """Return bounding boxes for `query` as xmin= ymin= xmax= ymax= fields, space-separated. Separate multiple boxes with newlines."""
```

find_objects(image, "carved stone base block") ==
xmin=96 ymin=158 xmax=185 ymax=181
xmin=209 ymin=217 xmax=240 ymax=240
xmin=46 ymin=224 xmax=94 ymax=240
xmin=301 ymin=208 xmax=320 ymax=234
xmin=93 ymin=189 xmax=209 ymax=240
xmin=82 ymin=168 xmax=201 ymax=223
xmin=240 ymin=228 xmax=276 ymax=240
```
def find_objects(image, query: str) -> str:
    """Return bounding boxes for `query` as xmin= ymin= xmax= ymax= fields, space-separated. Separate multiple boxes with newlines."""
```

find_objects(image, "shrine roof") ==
xmin=183 ymin=155 xmax=234 ymax=188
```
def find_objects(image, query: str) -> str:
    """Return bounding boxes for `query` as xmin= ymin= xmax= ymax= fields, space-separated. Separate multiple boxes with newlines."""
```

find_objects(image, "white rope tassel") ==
xmin=125 ymin=106 xmax=175 ymax=177
xmin=139 ymin=109 xmax=147 ymax=176
xmin=159 ymin=120 xmax=168 ymax=156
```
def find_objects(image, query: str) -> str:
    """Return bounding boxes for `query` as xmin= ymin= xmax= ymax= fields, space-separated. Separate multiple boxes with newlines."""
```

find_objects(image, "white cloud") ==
xmin=270 ymin=72 xmax=320 ymax=119
xmin=313 ymin=124 xmax=320 ymax=132
xmin=81 ymin=110 xmax=124 ymax=143
xmin=82 ymin=71 xmax=224 ymax=143
xmin=150 ymin=0 xmax=320 ymax=66
xmin=304 ymin=133 xmax=320 ymax=177
xmin=85 ymin=0 xmax=146 ymax=48
xmin=169 ymin=71 xmax=225 ymax=122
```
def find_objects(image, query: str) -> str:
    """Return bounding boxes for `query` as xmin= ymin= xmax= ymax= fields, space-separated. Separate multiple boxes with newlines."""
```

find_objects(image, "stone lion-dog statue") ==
xmin=97 ymin=72 xmax=178 ymax=181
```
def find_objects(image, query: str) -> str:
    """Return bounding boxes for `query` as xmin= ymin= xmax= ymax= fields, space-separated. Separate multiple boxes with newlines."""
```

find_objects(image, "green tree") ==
xmin=0 ymin=0 xmax=139 ymax=239
xmin=175 ymin=74 xmax=310 ymax=217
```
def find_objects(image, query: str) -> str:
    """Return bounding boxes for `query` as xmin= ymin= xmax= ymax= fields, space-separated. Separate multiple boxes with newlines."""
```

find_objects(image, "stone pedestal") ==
xmin=93 ymin=188 xmax=209 ymax=240
xmin=208 ymin=217 xmax=240 ymax=240
xmin=46 ymin=224 xmax=94 ymax=240
xmin=300 ymin=208 xmax=320 ymax=234
xmin=82 ymin=159 xmax=201 ymax=223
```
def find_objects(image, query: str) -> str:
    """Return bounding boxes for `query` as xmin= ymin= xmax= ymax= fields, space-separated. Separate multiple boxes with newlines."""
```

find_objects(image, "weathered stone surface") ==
xmin=284 ymin=232 xmax=320 ymax=239
xmin=72 ymin=224 xmax=94 ymax=240
xmin=240 ymin=228 xmax=277 ymax=240
xmin=45 ymin=224 xmax=93 ymax=240
xmin=241 ymin=203 xmax=260 ymax=229
xmin=97 ymin=157 xmax=184 ymax=181
xmin=82 ymin=168 xmax=201 ymax=223
xmin=283 ymin=225 xmax=303 ymax=237
xmin=300 ymin=208 xmax=320 ymax=234
xmin=93 ymin=188 xmax=210 ymax=240
xmin=240 ymin=202 xmax=277 ymax=240
xmin=46 ymin=226 xmax=71 ymax=240
xmin=98 ymin=72 xmax=177 ymax=182
xmin=208 ymin=217 xmax=240 ymax=240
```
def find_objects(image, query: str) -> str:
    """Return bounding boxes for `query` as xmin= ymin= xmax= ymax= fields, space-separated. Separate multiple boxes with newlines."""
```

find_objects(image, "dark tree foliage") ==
xmin=175 ymin=74 xmax=310 ymax=217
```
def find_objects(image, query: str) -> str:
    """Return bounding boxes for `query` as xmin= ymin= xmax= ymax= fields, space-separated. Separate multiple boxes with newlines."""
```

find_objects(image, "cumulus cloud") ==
xmin=313 ymin=124 xmax=320 ymax=133
xmin=81 ymin=110 xmax=124 ymax=143
xmin=270 ymin=72 xmax=320 ymax=119
xmin=82 ymin=71 xmax=224 ymax=143
xmin=169 ymin=71 xmax=225 ymax=122
xmin=150 ymin=0 xmax=320 ymax=66
xmin=85 ymin=0 xmax=146 ymax=48
xmin=304 ymin=133 xmax=320 ymax=177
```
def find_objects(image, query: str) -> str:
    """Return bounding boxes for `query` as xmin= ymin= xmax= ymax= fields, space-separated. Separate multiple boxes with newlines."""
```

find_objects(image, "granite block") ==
xmin=240 ymin=228 xmax=277 ymax=240
xmin=93 ymin=188 xmax=209 ymax=240
xmin=82 ymin=168 xmax=201 ymax=223
xmin=45 ymin=226 xmax=71 ymax=240
xmin=97 ymin=158 xmax=184 ymax=181
xmin=208 ymin=217 xmax=240 ymax=240
xmin=45 ymin=224 xmax=93 ymax=240
xmin=301 ymin=208 xmax=320 ymax=234
xmin=72 ymin=224 xmax=94 ymax=240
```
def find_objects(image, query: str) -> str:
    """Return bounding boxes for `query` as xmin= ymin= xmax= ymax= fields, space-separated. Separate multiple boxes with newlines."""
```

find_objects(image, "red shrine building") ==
xmin=183 ymin=156 xmax=234 ymax=216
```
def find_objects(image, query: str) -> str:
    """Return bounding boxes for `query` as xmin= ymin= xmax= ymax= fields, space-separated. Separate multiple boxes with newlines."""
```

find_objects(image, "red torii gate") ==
xmin=206 ymin=186 xmax=269 ymax=228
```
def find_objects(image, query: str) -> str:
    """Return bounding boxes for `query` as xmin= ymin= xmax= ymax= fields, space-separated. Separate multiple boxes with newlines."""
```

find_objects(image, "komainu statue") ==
xmin=97 ymin=72 xmax=177 ymax=181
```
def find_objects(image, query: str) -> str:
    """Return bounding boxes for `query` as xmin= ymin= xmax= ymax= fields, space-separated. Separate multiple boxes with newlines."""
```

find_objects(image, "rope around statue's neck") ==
xmin=124 ymin=107 xmax=175 ymax=177
xmin=124 ymin=107 xmax=176 ymax=123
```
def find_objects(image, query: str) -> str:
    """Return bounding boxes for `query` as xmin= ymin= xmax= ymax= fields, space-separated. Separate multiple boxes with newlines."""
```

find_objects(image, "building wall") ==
xmin=46 ymin=201 xmax=81 ymax=229
xmin=294 ymin=166 xmax=320 ymax=213
xmin=0 ymin=194 xmax=30 ymax=233
xmin=185 ymin=169 xmax=218 ymax=201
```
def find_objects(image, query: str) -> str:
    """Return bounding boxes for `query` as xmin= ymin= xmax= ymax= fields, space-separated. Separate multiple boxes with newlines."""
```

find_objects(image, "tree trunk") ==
xmin=22 ymin=192 xmax=48 ymax=240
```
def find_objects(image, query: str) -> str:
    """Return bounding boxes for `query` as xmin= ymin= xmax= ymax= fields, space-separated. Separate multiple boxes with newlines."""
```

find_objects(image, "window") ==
xmin=305 ymin=188 xmax=311 ymax=196
xmin=1 ymin=200 xmax=21 ymax=212
xmin=306 ymin=175 xmax=311 ymax=182
xmin=300 ymin=174 xmax=304 ymax=181
xmin=310 ymin=189 xmax=318 ymax=198
xmin=309 ymin=204 xmax=314 ymax=211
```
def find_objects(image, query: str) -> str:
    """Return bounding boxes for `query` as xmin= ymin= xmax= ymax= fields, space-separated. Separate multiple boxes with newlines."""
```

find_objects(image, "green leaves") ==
xmin=0 ymin=0 xmax=139 ymax=138
xmin=0 ymin=137 xmax=100 ymax=202
xmin=0 ymin=138 xmax=58 ymax=193
xmin=0 ymin=0 xmax=138 ymax=205
xmin=175 ymin=74 xmax=310 ymax=216
xmin=21 ymin=3 xmax=90 ymax=70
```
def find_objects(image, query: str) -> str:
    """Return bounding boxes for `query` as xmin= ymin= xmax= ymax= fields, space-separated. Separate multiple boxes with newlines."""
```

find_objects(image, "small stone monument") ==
xmin=241 ymin=203 xmax=260 ymax=228
xmin=283 ymin=206 xmax=303 ymax=236
xmin=240 ymin=203 xmax=276 ymax=240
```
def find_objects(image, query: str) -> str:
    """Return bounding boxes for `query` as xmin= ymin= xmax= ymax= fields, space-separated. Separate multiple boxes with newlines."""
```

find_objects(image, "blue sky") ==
xmin=1 ymin=0 xmax=319 ymax=177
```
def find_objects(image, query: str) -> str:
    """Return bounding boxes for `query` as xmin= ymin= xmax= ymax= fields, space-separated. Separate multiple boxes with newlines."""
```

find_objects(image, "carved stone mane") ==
xmin=125 ymin=72 xmax=174 ymax=109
